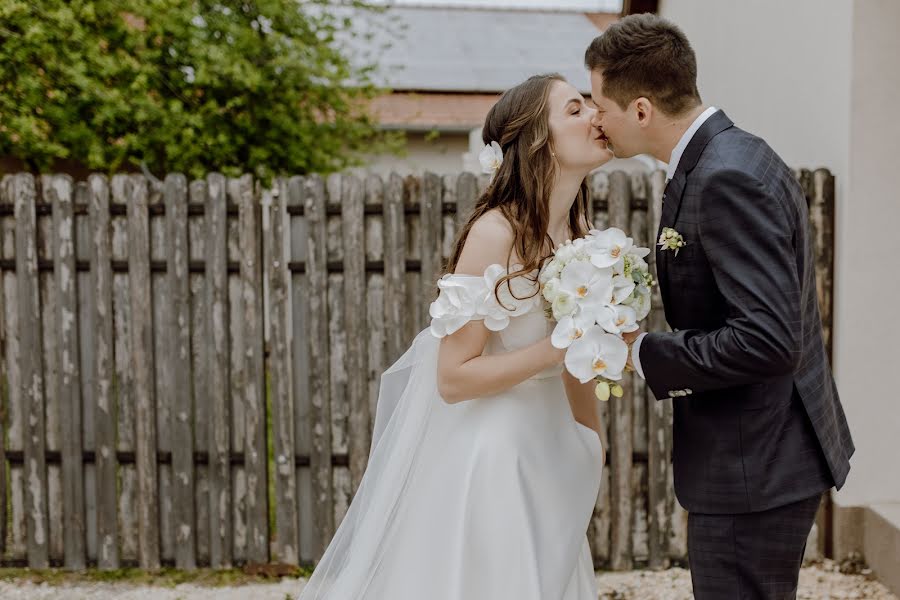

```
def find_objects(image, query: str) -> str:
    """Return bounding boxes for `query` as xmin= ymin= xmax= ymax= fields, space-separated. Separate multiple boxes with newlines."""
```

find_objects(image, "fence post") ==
xmin=127 ymin=175 xmax=159 ymax=570
xmin=607 ymin=170 xmax=634 ymax=571
xmin=342 ymin=175 xmax=370 ymax=495
xmin=13 ymin=174 xmax=49 ymax=568
xmin=305 ymin=174 xmax=334 ymax=555
xmin=205 ymin=173 xmax=232 ymax=568
xmin=163 ymin=173 xmax=196 ymax=569
xmin=47 ymin=174 xmax=87 ymax=569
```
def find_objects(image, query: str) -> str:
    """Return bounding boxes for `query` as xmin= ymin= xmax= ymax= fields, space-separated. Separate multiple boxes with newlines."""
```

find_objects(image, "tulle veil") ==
xmin=298 ymin=327 xmax=442 ymax=598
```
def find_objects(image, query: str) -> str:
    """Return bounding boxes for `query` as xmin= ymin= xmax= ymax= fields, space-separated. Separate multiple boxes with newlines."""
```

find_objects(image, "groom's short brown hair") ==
xmin=585 ymin=13 xmax=701 ymax=116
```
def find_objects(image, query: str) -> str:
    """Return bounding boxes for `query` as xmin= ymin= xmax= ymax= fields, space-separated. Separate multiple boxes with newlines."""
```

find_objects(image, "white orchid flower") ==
xmin=589 ymin=227 xmax=634 ymax=269
xmin=622 ymin=287 xmax=651 ymax=320
xmin=554 ymin=241 xmax=579 ymax=263
xmin=478 ymin=141 xmax=503 ymax=177
xmin=616 ymin=249 xmax=650 ymax=279
xmin=628 ymin=246 xmax=651 ymax=260
xmin=541 ymin=277 xmax=562 ymax=302
xmin=610 ymin=274 xmax=636 ymax=304
xmin=559 ymin=260 xmax=614 ymax=308
xmin=597 ymin=304 xmax=638 ymax=335
xmin=564 ymin=327 xmax=628 ymax=383
xmin=551 ymin=292 xmax=577 ymax=320
xmin=551 ymin=312 xmax=595 ymax=349
xmin=539 ymin=258 xmax=563 ymax=284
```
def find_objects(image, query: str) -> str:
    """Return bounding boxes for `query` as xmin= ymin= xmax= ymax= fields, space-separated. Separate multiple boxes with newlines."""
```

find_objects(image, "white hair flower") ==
xmin=478 ymin=141 xmax=503 ymax=178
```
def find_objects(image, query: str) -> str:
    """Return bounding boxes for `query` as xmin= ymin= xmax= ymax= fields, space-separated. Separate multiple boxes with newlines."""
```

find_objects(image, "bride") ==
xmin=299 ymin=73 xmax=615 ymax=599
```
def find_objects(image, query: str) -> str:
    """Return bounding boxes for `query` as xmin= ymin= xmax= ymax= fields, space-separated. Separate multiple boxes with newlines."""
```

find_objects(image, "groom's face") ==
xmin=589 ymin=70 xmax=644 ymax=158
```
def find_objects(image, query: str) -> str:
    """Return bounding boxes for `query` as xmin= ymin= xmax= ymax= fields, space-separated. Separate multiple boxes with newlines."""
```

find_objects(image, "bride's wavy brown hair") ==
xmin=445 ymin=73 xmax=592 ymax=304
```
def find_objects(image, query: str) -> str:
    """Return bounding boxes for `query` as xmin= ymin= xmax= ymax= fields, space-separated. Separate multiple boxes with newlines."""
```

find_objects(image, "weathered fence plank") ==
xmin=74 ymin=180 xmax=97 ymax=564
xmin=342 ymin=175 xmax=370 ymax=495
xmin=269 ymin=179 xmax=298 ymax=565
xmin=37 ymin=178 xmax=63 ymax=566
xmin=365 ymin=174 xmax=387 ymax=436
xmin=0 ymin=177 xmax=9 ymax=558
xmin=110 ymin=175 xmax=137 ymax=563
xmin=127 ymin=175 xmax=160 ymax=570
xmin=47 ymin=175 xmax=87 ymax=569
xmin=455 ymin=172 xmax=478 ymax=229
xmin=13 ymin=174 xmax=49 ymax=568
xmin=188 ymin=178 xmax=210 ymax=565
xmin=607 ymin=170 xmax=634 ymax=571
xmin=236 ymin=175 xmax=269 ymax=563
xmin=628 ymin=173 xmax=650 ymax=566
xmin=287 ymin=176 xmax=314 ymax=562
xmin=645 ymin=169 xmax=672 ymax=570
xmin=304 ymin=174 xmax=334 ymax=556
xmin=205 ymin=173 xmax=232 ymax=568
xmin=587 ymin=170 xmax=611 ymax=566
xmin=383 ymin=174 xmax=406 ymax=365
xmin=419 ymin=172 xmax=442 ymax=313
xmin=326 ymin=173 xmax=351 ymax=529
xmin=88 ymin=174 xmax=118 ymax=569
xmin=403 ymin=176 xmax=422 ymax=340
xmin=810 ymin=169 xmax=835 ymax=360
xmin=810 ymin=168 xmax=836 ymax=559
xmin=164 ymin=173 xmax=196 ymax=569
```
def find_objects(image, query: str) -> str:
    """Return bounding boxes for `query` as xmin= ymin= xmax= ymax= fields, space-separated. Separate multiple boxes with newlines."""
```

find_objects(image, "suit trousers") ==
xmin=687 ymin=493 xmax=823 ymax=600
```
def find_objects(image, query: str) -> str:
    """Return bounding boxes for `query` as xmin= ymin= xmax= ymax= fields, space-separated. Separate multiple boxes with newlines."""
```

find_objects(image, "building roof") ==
xmin=348 ymin=6 xmax=613 ymax=94
xmin=370 ymin=92 xmax=501 ymax=131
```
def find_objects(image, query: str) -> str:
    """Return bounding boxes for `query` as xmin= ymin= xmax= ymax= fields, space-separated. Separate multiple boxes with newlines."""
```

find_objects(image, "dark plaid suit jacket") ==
xmin=640 ymin=110 xmax=854 ymax=514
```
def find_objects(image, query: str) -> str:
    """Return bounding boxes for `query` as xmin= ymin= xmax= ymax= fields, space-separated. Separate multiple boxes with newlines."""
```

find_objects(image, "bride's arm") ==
xmin=436 ymin=212 xmax=565 ymax=403
xmin=437 ymin=322 xmax=564 ymax=404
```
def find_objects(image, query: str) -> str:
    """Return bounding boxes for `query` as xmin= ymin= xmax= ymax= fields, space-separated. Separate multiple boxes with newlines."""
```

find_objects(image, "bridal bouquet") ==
xmin=539 ymin=227 xmax=653 ymax=401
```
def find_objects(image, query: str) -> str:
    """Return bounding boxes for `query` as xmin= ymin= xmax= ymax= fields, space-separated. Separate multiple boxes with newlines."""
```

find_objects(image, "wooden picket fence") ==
xmin=0 ymin=168 xmax=835 ymax=570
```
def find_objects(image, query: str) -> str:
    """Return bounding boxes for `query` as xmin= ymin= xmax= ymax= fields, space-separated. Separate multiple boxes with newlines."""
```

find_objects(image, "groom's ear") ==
xmin=634 ymin=97 xmax=653 ymax=127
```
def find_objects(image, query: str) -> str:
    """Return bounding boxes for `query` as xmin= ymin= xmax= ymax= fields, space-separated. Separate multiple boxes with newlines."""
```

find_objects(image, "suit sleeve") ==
xmin=639 ymin=169 xmax=801 ymax=400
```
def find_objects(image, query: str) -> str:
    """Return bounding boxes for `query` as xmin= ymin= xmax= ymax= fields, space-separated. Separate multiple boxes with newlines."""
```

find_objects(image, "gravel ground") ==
xmin=0 ymin=560 xmax=893 ymax=600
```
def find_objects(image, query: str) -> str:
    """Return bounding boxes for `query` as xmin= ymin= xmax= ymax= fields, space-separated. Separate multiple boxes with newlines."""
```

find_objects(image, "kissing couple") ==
xmin=298 ymin=13 xmax=854 ymax=600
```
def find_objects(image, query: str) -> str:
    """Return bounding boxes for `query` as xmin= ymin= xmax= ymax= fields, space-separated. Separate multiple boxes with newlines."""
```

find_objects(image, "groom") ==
xmin=585 ymin=14 xmax=854 ymax=600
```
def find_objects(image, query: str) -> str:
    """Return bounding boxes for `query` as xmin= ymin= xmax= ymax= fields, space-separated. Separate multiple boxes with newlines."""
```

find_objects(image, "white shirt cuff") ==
xmin=632 ymin=333 xmax=647 ymax=379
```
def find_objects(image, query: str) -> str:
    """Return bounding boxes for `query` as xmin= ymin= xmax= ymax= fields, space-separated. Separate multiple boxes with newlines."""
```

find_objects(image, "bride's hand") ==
xmin=544 ymin=336 xmax=568 ymax=365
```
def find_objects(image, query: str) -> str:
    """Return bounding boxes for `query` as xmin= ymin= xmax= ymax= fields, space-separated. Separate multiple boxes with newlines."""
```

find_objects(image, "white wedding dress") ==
xmin=299 ymin=265 xmax=604 ymax=600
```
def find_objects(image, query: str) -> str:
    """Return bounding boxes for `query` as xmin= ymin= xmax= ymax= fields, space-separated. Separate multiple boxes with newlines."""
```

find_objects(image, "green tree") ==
xmin=0 ymin=0 xmax=397 ymax=179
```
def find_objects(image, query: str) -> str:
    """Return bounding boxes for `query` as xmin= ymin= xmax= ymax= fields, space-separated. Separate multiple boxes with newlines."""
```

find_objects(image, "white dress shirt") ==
xmin=632 ymin=106 xmax=718 ymax=379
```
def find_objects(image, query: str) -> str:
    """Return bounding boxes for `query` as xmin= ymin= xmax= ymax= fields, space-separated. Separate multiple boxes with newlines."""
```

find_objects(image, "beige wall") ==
xmin=365 ymin=131 xmax=471 ymax=176
xmin=659 ymin=0 xmax=900 ymax=508
xmin=659 ymin=0 xmax=853 ymax=188
xmin=839 ymin=0 xmax=900 ymax=506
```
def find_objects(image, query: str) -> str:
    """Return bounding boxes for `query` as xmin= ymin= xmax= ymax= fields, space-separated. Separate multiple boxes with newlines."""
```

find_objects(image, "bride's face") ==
xmin=546 ymin=80 xmax=613 ymax=173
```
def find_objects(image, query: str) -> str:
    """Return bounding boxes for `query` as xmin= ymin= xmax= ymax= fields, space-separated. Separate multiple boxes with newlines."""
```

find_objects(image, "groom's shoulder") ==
xmin=707 ymin=123 xmax=768 ymax=156
xmin=702 ymin=125 xmax=784 ymax=175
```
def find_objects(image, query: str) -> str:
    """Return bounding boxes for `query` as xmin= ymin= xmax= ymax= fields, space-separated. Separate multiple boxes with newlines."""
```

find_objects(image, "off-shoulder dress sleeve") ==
xmin=428 ymin=264 xmax=541 ymax=338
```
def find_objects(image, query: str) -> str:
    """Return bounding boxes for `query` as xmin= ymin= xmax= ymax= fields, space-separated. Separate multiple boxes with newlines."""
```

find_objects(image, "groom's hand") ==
xmin=623 ymin=329 xmax=642 ymax=371
xmin=622 ymin=329 xmax=642 ymax=344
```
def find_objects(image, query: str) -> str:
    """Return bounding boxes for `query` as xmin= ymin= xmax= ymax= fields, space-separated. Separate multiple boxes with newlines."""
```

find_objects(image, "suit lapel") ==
xmin=655 ymin=110 xmax=734 ymax=308
xmin=655 ymin=171 xmax=685 ymax=309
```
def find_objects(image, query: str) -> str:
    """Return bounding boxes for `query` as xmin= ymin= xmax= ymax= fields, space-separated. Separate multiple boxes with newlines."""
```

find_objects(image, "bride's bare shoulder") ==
xmin=454 ymin=209 xmax=516 ymax=276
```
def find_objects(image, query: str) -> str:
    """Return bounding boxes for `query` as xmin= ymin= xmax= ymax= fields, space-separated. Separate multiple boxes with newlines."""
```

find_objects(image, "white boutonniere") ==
xmin=657 ymin=227 xmax=686 ymax=256
xmin=478 ymin=141 xmax=503 ymax=180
